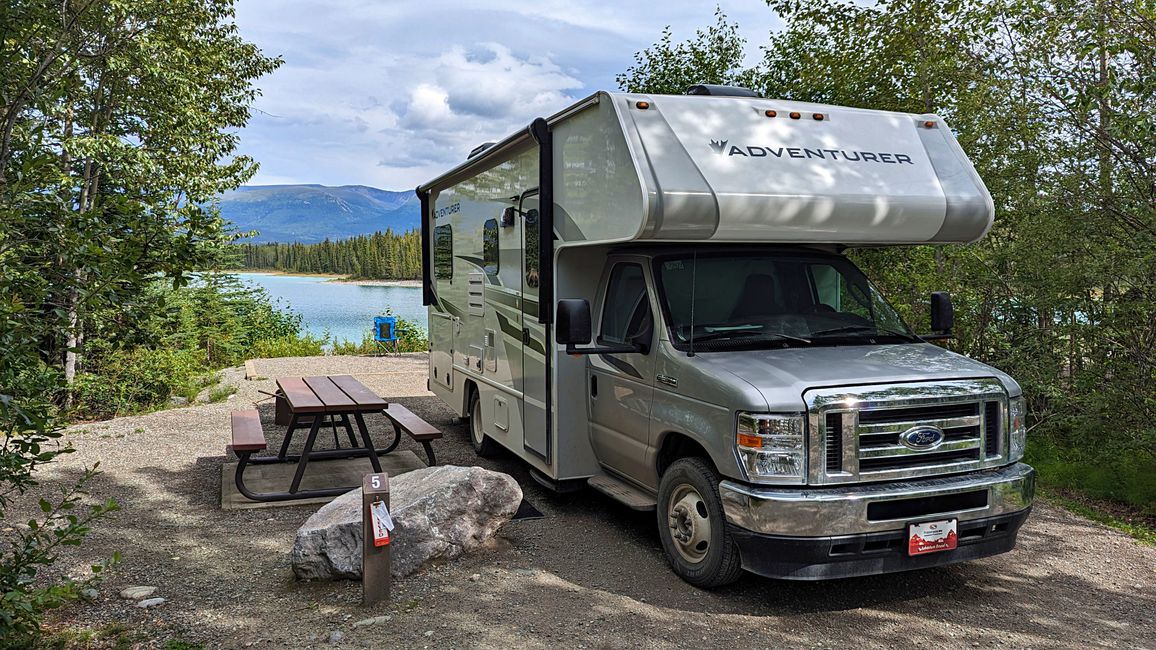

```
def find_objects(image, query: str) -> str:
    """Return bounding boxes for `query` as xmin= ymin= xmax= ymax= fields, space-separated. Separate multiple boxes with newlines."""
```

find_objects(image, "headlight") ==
xmin=1009 ymin=396 xmax=1027 ymax=462
xmin=736 ymin=413 xmax=806 ymax=483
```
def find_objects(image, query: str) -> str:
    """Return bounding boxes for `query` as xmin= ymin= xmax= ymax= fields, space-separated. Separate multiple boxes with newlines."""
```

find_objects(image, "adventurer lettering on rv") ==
xmin=708 ymin=139 xmax=915 ymax=164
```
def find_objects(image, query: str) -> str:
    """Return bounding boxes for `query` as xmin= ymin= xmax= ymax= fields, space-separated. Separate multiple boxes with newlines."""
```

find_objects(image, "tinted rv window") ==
xmin=600 ymin=264 xmax=650 ymax=345
xmin=434 ymin=224 xmax=453 ymax=280
xmin=656 ymin=252 xmax=913 ymax=350
xmin=483 ymin=218 xmax=499 ymax=275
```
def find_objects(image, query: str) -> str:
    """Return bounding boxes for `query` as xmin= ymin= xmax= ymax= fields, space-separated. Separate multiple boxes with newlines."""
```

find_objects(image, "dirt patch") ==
xmin=22 ymin=354 xmax=1156 ymax=648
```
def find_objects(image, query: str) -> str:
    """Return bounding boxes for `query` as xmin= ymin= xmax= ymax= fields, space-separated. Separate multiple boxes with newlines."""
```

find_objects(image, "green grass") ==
xmin=37 ymin=624 xmax=143 ymax=650
xmin=206 ymin=383 xmax=236 ymax=403
xmin=1040 ymin=489 xmax=1156 ymax=546
xmin=1026 ymin=436 xmax=1155 ymax=545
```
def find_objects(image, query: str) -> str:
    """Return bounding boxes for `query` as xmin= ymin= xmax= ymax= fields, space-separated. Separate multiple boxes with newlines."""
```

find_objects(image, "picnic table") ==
xmin=229 ymin=375 xmax=440 ymax=502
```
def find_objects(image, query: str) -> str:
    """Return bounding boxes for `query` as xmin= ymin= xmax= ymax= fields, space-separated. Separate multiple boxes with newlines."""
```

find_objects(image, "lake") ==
xmin=236 ymin=273 xmax=427 ymax=343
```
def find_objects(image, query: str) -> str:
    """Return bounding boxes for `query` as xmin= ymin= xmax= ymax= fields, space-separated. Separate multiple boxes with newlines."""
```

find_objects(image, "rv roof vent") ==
xmin=468 ymin=142 xmax=497 ymax=159
xmin=686 ymin=84 xmax=760 ymax=98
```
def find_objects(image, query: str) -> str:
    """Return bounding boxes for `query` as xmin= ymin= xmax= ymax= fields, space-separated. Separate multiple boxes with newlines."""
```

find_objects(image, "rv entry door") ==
xmin=519 ymin=192 xmax=549 ymax=462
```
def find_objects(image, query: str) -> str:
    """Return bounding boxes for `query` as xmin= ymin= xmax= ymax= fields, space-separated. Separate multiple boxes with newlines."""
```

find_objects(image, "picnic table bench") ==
xmin=227 ymin=375 xmax=441 ymax=502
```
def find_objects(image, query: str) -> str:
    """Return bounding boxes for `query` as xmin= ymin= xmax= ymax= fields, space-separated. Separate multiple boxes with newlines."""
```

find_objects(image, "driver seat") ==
xmin=730 ymin=274 xmax=778 ymax=321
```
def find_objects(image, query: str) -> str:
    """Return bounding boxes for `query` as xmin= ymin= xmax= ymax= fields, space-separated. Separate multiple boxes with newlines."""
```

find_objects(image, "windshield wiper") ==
xmin=689 ymin=330 xmax=812 ymax=345
xmin=809 ymin=325 xmax=921 ymax=342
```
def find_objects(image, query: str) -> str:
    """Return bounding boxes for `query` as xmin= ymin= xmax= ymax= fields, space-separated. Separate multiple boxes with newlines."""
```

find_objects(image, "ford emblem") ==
xmin=899 ymin=426 xmax=945 ymax=450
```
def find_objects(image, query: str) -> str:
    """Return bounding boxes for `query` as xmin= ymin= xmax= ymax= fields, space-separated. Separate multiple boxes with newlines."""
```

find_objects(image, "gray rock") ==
xmin=119 ymin=586 xmax=157 ymax=600
xmin=290 ymin=465 xmax=522 ymax=580
xmin=80 ymin=587 xmax=99 ymax=601
xmin=327 ymin=631 xmax=344 ymax=644
xmin=169 ymin=396 xmax=189 ymax=406
xmin=136 ymin=597 xmax=165 ymax=608
xmin=352 ymin=615 xmax=391 ymax=627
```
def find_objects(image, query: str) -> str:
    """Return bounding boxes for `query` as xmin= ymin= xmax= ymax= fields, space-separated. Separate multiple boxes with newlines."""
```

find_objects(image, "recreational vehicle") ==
xmin=415 ymin=86 xmax=1034 ymax=586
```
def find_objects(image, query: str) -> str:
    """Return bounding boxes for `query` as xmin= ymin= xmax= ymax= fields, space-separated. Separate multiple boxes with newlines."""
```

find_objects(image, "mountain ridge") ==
xmin=220 ymin=184 xmax=420 ymax=243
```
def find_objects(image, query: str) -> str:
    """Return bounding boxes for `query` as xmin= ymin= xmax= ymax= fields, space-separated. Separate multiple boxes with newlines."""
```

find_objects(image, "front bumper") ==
xmin=718 ymin=463 xmax=1035 ymax=580
xmin=720 ymin=462 xmax=1035 ymax=537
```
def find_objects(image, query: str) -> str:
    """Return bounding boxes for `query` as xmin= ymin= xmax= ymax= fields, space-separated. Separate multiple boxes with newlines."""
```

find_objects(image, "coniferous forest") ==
xmin=237 ymin=229 xmax=422 ymax=279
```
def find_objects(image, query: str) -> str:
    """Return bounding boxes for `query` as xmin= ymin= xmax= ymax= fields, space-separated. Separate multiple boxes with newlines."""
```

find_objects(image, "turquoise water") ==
xmin=236 ymin=273 xmax=427 ymax=343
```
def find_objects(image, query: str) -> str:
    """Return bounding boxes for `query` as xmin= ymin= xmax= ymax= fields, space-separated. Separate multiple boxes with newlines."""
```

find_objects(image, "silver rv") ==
xmin=415 ymin=86 xmax=1034 ymax=586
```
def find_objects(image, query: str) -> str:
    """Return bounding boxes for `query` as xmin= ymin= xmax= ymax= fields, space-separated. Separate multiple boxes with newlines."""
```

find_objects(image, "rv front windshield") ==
xmin=654 ymin=252 xmax=916 ymax=350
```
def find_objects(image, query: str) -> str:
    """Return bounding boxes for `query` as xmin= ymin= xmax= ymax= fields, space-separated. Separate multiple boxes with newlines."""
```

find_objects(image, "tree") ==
xmin=0 ymin=0 xmax=280 ymax=639
xmin=616 ymin=8 xmax=753 ymax=94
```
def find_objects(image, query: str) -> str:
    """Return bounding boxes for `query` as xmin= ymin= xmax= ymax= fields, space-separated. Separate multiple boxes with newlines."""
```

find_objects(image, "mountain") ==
xmin=219 ymin=184 xmax=419 ymax=243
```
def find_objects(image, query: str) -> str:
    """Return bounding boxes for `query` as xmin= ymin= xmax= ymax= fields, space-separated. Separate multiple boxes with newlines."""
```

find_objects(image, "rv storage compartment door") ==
xmin=430 ymin=312 xmax=453 ymax=390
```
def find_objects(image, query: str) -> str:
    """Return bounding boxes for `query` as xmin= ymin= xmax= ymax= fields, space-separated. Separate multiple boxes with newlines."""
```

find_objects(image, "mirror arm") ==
xmin=918 ymin=332 xmax=955 ymax=341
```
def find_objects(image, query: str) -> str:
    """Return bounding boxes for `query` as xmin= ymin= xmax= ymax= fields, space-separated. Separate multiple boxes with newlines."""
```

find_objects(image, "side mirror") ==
xmin=556 ymin=299 xmax=592 ymax=345
xmin=931 ymin=292 xmax=954 ymax=334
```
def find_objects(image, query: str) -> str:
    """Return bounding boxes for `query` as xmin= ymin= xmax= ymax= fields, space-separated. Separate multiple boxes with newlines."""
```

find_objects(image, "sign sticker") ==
xmin=370 ymin=500 xmax=394 ymax=547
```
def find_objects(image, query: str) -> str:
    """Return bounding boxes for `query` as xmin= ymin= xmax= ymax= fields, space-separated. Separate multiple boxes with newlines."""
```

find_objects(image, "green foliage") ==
xmin=71 ymin=273 xmax=318 ymax=419
xmin=621 ymin=0 xmax=1155 ymax=513
xmin=0 ymin=1 xmax=279 ymax=642
xmin=238 ymin=229 xmax=422 ymax=280
xmin=0 ymin=464 xmax=120 ymax=647
xmin=249 ymin=334 xmax=327 ymax=359
xmin=616 ymin=8 xmax=753 ymax=94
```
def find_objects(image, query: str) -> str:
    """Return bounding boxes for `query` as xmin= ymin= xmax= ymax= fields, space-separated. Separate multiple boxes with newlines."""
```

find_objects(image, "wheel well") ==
xmin=656 ymin=432 xmax=712 ymax=477
xmin=463 ymin=379 xmax=478 ymax=416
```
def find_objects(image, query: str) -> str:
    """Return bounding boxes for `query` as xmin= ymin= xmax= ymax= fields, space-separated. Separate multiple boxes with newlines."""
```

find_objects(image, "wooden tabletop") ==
xmin=276 ymin=375 xmax=388 ymax=414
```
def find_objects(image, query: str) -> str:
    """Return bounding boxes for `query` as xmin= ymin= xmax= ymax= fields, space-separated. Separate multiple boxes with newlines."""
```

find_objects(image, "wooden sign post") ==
xmin=362 ymin=472 xmax=391 ymax=605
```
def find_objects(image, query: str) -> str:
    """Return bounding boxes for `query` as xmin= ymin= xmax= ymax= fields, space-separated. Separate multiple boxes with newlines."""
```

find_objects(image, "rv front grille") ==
xmin=806 ymin=380 xmax=1009 ymax=485
xmin=825 ymin=412 xmax=843 ymax=472
xmin=983 ymin=400 xmax=1002 ymax=457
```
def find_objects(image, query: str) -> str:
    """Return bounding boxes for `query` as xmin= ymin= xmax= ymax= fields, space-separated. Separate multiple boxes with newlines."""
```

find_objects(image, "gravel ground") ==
xmin=20 ymin=353 xmax=1156 ymax=649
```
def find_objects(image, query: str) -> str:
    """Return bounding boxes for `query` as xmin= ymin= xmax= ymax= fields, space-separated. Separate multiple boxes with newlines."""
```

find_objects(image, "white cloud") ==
xmin=233 ymin=0 xmax=782 ymax=189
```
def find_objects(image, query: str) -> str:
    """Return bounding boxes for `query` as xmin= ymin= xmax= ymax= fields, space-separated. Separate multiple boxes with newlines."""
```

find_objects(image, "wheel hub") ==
xmin=667 ymin=484 xmax=711 ymax=564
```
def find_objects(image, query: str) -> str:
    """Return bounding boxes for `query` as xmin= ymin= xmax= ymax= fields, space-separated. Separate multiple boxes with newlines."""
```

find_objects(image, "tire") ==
xmin=467 ymin=390 xmax=500 ymax=457
xmin=656 ymin=457 xmax=744 ymax=588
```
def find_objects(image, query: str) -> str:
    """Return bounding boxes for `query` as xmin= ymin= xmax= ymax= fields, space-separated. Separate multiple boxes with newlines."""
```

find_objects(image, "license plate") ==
xmin=908 ymin=519 xmax=958 ymax=556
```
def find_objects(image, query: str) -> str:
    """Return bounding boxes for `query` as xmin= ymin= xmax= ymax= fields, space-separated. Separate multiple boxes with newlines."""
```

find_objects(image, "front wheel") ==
xmin=657 ymin=457 xmax=744 ymax=588
xmin=467 ymin=390 xmax=500 ymax=457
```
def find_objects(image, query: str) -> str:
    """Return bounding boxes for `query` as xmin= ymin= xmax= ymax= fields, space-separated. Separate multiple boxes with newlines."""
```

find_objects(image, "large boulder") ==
xmin=290 ymin=465 xmax=522 ymax=580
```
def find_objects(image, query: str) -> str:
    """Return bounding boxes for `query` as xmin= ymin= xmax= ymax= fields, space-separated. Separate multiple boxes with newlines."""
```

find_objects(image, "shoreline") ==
xmin=238 ymin=269 xmax=421 ymax=288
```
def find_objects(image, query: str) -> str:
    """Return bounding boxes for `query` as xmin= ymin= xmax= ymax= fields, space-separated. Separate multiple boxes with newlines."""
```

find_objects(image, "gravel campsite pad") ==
xmin=19 ymin=354 xmax=1155 ymax=648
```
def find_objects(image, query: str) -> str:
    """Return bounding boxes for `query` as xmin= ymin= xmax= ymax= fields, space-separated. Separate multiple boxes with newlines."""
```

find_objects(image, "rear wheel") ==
xmin=657 ymin=457 xmax=744 ymax=588
xmin=467 ymin=390 xmax=500 ymax=457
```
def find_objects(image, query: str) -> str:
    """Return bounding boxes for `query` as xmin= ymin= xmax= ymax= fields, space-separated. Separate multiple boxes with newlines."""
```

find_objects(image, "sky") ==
xmin=232 ymin=0 xmax=782 ymax=191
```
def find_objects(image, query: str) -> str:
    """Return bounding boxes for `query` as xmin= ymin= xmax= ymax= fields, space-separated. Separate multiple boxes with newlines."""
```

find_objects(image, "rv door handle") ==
xmin=522 ymin=328 xmax=531 ymax=344
xmin=590 ymin=375 xmax=598 ymax=398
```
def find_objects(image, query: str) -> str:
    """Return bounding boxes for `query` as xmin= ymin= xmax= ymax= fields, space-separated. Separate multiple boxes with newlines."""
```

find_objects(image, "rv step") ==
xmin=588 ymin=474 xmax=657 ymax=511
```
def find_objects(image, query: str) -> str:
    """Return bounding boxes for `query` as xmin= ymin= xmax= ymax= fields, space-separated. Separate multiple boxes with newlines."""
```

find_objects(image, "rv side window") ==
xmin=483 ymin=218 xmax=499 ymax=275
xmin=434 ymin=224 xmax=453 ymax=280
xmin=600 ymin=264 xmax=650 ymax=345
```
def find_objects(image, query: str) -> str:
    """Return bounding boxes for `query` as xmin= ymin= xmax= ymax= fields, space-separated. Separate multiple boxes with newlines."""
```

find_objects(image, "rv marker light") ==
xmin=813 ymin=113 xmax=825 ymax=121
xmin=789 ymin=111 xmax=801 ymax=119
xmin=923 ymin=120 xmax=936 ymax=128
xmin=635 ymin=101 xmax=650 ymax=110
xmin=765 ymin=109 xmax=777 ymax=117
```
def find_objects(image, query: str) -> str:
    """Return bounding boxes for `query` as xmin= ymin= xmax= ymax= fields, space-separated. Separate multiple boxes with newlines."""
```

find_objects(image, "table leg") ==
xmin=278 ymin=413 xmax=303 ymax=460
xmin=289 ymin=415 xmax=325 ymax=494
xmin=353 ymin=412 xmax=383 ymax=474
xmin=342 ymin=415 xmax=358 ymax=447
